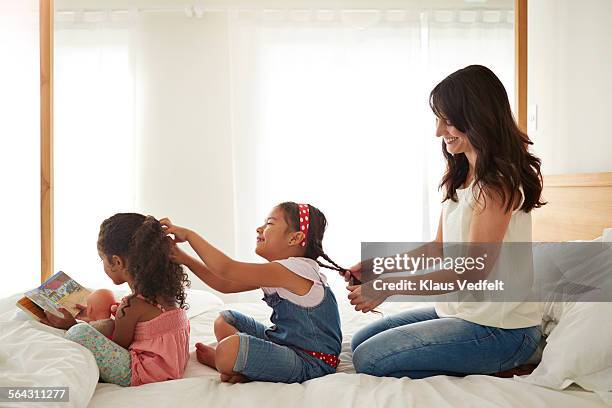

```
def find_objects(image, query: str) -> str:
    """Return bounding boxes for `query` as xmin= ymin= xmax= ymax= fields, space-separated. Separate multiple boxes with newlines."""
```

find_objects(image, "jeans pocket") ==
xmin=499 ymin=332 xmax=538 ymax=372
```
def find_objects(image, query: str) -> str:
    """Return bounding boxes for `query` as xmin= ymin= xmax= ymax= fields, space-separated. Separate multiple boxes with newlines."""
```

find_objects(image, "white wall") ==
xmin=53 ymin=10 xmax=249 ymax=301
xmin=131 ymin=13 xmax=238 ymax=297
xmin=528 ymin=0 xmax=612 ymax=175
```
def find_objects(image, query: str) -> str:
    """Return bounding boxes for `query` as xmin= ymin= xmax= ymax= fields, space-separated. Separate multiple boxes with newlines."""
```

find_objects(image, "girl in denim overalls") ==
xmin=161 ymin=202 xmax=344 ymax=383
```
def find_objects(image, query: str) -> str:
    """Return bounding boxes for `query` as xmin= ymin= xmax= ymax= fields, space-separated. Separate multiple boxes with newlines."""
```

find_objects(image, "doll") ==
xmin=86 ymin=289 xmax=118 ymax=338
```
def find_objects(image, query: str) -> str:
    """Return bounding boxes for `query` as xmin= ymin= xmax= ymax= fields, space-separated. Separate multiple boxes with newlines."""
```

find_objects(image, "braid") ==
xmin=316 ymin=253 xmax=363 ymax=285
xmin=318 ymin=254 xmax=362 ymax=285
xmin=277 ymin=201 xmax=377 ymax=312
xmin=317 ymin=253 xmax=346 ymax=273
xmin=279 ymin=202 xmax=361 ymax=283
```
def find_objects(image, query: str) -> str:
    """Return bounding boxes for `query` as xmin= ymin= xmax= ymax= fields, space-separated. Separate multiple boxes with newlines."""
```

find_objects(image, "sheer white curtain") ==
xmin=0 ymin=0 xmax=41 ymax=298
xmin=228 ymin=5 xmax=515 ymax=295
xmin=54 ymin=22 xmax=136 ymax=290
xmin=54 ymin=9 xmax=237 ymax=293
xmin=230 ymin=11 xmax=439 ymax=292
xmin=53 ymin=0 xmax=514 ymax=298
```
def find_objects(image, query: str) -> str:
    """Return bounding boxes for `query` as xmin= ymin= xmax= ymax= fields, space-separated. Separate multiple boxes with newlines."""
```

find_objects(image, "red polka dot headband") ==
xmin=297 ymin=203 xmax=310 ymax=247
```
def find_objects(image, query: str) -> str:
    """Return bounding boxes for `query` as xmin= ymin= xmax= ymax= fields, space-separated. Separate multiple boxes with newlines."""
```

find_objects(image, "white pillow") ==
xmin=110 ymin=288 xmax=224 ymax=319
xmin=522 ymin=230 xmax=612 ymax=394
xmin=184 ymin=288 xmax=224 ymax=318
xmin=516 ymin=302 xmax=612 ymax=393
xmin=603 ymin=228 xmax=612 ymax=240
xmin=535 ymin=229 xmax=611 ymax=332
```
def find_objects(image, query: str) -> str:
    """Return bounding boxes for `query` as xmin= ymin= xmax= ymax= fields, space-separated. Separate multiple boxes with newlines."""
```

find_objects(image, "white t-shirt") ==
xmin=434 ymin=182 xmax=542 ymax=329
xmin=262 ymin=257 xmax=327 ymax=308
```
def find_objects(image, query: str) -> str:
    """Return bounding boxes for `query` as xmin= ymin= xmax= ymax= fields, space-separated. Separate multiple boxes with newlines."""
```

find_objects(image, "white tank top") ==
xmin=434 ymin=182 xmax=542 ymax=329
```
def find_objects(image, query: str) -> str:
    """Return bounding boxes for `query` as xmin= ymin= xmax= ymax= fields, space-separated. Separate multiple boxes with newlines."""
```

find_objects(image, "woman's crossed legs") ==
xmin=351 ymin=307 xmax=540 ymax=379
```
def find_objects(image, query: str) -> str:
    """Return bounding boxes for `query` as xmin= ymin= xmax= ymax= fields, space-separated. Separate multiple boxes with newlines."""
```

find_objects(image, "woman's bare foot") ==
xmin=220 ymin=373 xmax=250 ymax=383
xmin=195 ymin=342 xmax=217 ymax=368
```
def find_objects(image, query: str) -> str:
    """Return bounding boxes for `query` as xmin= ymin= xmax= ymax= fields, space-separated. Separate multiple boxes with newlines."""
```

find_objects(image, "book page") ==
xmin=25 ymin=271 xmax=92 ymax=317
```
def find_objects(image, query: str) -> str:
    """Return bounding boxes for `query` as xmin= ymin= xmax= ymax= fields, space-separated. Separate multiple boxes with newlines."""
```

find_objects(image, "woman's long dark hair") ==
xmin=429 ymin=65 xmax=545 ymax=213
xmin=98 ymin=213 xmax=190 ymax=316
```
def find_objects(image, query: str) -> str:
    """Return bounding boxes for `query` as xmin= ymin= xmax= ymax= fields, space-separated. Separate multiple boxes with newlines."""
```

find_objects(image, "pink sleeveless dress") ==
xmin=126 ymin=295 xmax=190 ymax=386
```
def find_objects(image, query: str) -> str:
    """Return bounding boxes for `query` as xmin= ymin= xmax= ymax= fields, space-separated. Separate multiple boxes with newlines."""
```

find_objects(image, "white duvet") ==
xmin=1 ymin=291 xmax=609 ymax=408
xmin=0 ymin=320 xmax=98 ymax=408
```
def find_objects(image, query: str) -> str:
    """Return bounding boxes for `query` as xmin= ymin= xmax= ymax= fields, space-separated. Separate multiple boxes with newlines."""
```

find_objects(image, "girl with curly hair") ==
xmin=42 ymin=213 xmax=191 ymax=387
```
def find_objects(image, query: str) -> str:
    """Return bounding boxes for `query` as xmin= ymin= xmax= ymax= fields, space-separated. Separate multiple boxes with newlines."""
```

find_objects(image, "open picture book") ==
xmin=16 ymin=271 xmax=91 ymax=321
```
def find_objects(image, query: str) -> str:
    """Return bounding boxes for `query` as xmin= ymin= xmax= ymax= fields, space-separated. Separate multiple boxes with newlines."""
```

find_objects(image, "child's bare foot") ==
xmin=195 ymin=342 xmax=216 ymax=368
xmin=220 ymin=373 xmax=249 ymax=383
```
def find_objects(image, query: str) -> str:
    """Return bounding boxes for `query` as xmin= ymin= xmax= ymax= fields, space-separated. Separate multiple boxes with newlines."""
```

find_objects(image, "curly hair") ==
xmin=97 ymin=213 xmax=190 ymax=316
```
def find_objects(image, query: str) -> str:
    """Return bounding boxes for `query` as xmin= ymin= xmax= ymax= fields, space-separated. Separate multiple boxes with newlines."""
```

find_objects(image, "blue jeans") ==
xmin=351 ymin=307 xmax=541 ymax=379
xmin=221 ymin=310 xmax=333 ymax=383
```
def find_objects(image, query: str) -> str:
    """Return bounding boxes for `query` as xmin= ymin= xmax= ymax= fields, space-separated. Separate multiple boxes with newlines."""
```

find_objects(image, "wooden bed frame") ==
xmin=532 ymin=172 xmax=612 ymax=241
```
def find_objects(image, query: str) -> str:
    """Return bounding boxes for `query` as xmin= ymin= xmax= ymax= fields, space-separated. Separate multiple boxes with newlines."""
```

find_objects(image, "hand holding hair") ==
xmin=347 ymin=284 xmax=385 ymax=314
xmin=159 ymin=218 xmax=192 ymax=243
xmin=340 ymin=262 xmax=362 ymax=284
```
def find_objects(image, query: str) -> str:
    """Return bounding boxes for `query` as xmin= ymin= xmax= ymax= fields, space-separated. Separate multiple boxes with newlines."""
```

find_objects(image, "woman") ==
xmin=344 ymin=65 xmax=545 ymax=379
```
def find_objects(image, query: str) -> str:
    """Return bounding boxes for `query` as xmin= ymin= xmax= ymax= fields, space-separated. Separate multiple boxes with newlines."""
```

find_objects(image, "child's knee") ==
xmin=214 ymin=314 xmax=230 ymax=332
xmin=215 ymin=313 xmax=237 ymax=339
xmin=215 ymin=335 xmax=241 ymax=374
xmin=65 ymin=322 xmax=96 ymax=344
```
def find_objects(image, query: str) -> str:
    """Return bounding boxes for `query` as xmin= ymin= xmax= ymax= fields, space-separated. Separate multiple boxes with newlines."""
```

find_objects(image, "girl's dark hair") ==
xmin=97 ymin=213 xmax=190 ymax=316
xmin=429 ymin=65 xmax=546 ymax=213
xmin=276 ymin=202 xmax=349 ymax=275
xmin=278 ymin=202 xmax=379 ymax=313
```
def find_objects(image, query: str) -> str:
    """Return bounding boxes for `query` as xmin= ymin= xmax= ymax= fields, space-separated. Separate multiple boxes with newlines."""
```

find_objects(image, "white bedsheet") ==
xmin=1 ymin=293 xmax=609 ymax=408
xmin=91 ymin=300 xmax=609 ymax=408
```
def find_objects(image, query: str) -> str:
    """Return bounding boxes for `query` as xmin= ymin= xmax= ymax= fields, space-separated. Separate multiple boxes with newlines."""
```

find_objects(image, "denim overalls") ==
xmin=220 ymin=277 xmax=342 ymax=383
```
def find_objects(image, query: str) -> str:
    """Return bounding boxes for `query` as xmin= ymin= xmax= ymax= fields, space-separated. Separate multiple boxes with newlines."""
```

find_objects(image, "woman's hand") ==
xmin=40 ymin=308 xmax=78 ymax=329
xmin=347 ymin=283 xmax=386 ymax=313
xmin=160 ymin=218 xmax=192 ymax=243
xmin=340 ymin=262 xmax=362 ymax=283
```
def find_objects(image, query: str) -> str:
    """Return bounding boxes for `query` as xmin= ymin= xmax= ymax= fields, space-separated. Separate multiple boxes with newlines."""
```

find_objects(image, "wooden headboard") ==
xmin=532 ymin=172 xmax=612 ymax=241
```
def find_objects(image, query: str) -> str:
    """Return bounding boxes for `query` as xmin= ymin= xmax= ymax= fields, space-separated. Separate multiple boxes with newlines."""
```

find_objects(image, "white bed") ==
xmin=0 ymin=290 xmax=608 ymax=408
xmin=2 ymin=172 xmax=611 ymax=408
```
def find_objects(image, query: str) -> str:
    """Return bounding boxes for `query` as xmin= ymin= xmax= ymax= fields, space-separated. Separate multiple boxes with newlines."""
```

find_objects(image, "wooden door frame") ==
xmin=40 ymin=0 xmax=53 ymax=282
xmin=515 ymin=0 xmax=528 ymax=132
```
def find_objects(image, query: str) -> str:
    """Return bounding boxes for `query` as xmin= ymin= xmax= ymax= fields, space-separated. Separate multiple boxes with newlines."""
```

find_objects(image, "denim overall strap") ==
xmin=263 ymin=279 xmax=342 ymax=358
